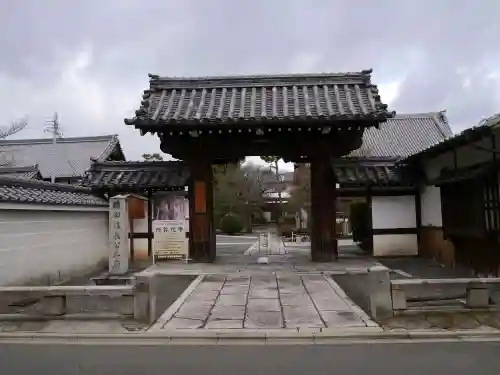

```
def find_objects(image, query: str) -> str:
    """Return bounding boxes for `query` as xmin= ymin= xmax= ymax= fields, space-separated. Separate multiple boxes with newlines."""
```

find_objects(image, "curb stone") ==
xmin=1 ymin=329 xmax=500 ymax=343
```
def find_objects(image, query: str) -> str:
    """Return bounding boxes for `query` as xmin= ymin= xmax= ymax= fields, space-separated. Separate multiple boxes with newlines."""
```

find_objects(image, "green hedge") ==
xmin=350 ymin=202 xmax=373 ymax=253
xmin=220 ymin=213 xmax=244 ymax=235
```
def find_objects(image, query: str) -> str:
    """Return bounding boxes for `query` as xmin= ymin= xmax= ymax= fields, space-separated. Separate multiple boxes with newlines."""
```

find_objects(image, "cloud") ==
xmin=0 ymin=0 xmax=499 ymax=161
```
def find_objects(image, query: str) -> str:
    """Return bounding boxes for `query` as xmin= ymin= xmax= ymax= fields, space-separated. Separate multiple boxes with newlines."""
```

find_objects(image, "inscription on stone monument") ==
xmin=108 ymin=196 xmax=129 ymax=274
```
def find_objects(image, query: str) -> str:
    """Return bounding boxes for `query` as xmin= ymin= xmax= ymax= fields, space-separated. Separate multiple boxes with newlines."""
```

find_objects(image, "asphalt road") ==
xmin=1 ymin=341 xmax=499 ymax=374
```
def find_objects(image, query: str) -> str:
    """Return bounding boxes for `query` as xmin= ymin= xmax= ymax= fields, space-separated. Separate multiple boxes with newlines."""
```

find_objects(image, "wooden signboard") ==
xmin=153 ymin=220 xmax=188 ymax=260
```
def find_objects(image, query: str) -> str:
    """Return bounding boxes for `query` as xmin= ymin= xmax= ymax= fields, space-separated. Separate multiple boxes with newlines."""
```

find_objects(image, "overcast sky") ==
xmin=1 ymin=0 xmax=499 ymax=170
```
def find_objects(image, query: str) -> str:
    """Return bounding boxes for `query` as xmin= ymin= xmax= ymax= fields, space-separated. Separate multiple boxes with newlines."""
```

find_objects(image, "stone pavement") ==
xmin=141 ymin=244 xmax=379 ymax=277
xmin=244 ymin=233 xmax=287 ymax=255
xmin=157 ymin=274 xmax=376 ymax=330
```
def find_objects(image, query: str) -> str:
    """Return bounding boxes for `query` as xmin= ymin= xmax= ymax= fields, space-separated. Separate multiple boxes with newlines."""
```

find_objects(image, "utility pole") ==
xmin=44 ymin=112 xmax=62 ymax=183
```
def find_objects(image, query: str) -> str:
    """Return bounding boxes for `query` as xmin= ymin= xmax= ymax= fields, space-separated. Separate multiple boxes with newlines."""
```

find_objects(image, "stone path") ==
xmin=141 ymin=245 xmax=379 ymax=277
xmin=159 ymin=274 xmax=375 ymax=330
xmin=244 ymin=233 xmax=287 ymax=255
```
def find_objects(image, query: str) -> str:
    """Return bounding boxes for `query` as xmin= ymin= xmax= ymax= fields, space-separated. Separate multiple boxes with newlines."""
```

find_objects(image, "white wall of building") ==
xmin=420 ymin=184 xmax=442 ymax=226
xmin=0 ymin=204 xmax=108 ymax=286
xmin=371 ymin=195 xmax=418 ymax=256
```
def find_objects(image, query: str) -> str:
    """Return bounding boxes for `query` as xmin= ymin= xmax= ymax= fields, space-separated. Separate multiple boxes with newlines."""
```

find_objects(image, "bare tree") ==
xmin=0 ymin=118 xmax=28 ymax=139
xmin=0 ymin=118 xmax=28 ymax=166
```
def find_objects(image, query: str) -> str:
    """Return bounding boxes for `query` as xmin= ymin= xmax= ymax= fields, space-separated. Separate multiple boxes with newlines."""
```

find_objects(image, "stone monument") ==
xmin=108 ymin=195 xmax=130 ymax=275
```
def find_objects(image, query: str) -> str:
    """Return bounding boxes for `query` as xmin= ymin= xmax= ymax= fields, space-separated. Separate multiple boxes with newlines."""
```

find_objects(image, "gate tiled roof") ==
xmin=125 ymin=70 xmax=394 ymax=128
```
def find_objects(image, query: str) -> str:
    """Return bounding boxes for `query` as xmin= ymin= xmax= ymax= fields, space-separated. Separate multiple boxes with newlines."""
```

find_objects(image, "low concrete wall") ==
xmin=391 ymin=278 xmax=500 ymax=312
xmin=0 ymin=273 xmax=198 ymax=325
xmin=0 ymin=285 xmax=135 ymax=320
xmin=332 ymin=266 xmax=393 ymax=320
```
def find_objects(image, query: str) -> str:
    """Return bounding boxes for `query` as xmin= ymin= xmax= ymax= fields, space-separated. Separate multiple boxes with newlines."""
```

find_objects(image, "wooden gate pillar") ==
xmin=188 ymin=160 xmax=216 ymax=262
xmin=310 ymin=157 xmax=338 ymax=262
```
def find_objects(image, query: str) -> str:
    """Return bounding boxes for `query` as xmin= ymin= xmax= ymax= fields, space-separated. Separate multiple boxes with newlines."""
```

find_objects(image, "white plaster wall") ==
xmin=372 ymin=196 xmax=417 ymax=256
xmin=0 ymin=206 xmax=108 ymax=286
xmin=372 ymin=196 xmax=416 ymax=229
xmin=420 ymin=185 xmax=443 ymax=226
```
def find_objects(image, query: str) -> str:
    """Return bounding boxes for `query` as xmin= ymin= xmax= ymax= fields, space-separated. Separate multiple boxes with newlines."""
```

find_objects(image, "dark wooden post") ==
xmin=188 ymin=160 xmax=216 ymax=262
xmin=310 ymin=157 xmax=338 ymax=261
xmin=366 ymin=187 xmax=374 ymax=254
xmin=147 ymin=189 xmax=153 ymax=261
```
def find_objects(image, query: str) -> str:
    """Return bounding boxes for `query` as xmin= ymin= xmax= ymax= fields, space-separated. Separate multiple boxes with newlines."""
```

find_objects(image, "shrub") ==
xmin=220 ymin=213 xmax=244 ymax=235
xmin=277 ymin=215 xmax=295 ymax=238
xmin=350 ymin=202 xmax=372 ymax=253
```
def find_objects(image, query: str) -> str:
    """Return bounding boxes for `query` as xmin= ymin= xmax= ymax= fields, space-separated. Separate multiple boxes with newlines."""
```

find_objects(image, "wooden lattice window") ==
xmin=483 ymin=175 xmax=500 ymax=232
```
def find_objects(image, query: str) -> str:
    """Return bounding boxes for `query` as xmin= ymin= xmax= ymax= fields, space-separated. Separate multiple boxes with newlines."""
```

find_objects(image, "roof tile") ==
xmin=402 ymin=112 xmax=500 ymax=162
xmin=0 ymin=177 xmax=108 ymax=206
xmin=125 ymin=70 xmax=394 ymax=127
xmin=333 ymin=158 xmax=414 ymax=187
xmin=0 ymin=165 xmax=41 ymax=179
xmin=350 ymin=111 xmax=453 ymax=158
xmin=83 ymin=161 xmax=190 ymax=191
xmin=0 ymin=135 xmax=123 ymax=179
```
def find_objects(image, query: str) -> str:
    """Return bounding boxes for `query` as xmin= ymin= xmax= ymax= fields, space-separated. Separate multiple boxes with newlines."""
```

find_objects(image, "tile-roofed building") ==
xmin=350 ymin=111 xmax=453 ymax=158
xmin=0 ymin=165 xmax=42 ymax=180
xmin=292 ymin=112 xmax=449 ymax=186
xmin=0 ymin=135 xmax=125 ymax=183
xmin=333 ymin=157 xmax=416 ymax=187
xmin=125 ymin=69 xmax=394 ymax=128
xmin=402 ymin=112 xmax=500 ymax=163
xmin=83 ymin=160 xmax=190 ymax=192
xmin=0 ymin=176 xmax=108 ymax=206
